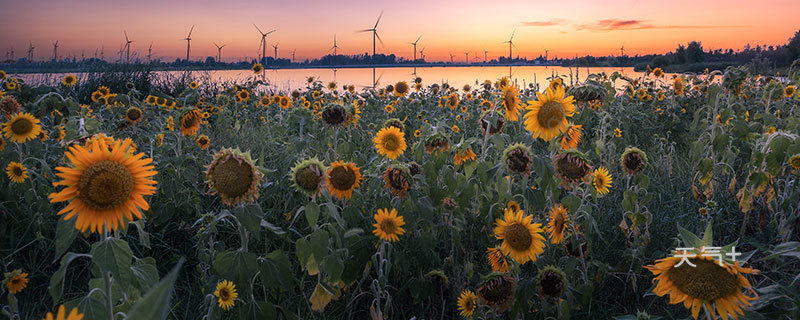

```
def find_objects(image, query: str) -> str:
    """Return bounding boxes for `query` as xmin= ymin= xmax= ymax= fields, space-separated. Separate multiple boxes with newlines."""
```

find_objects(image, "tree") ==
xmin=675 ymin=44 xmax=687 ymax=64
xmin=687 ymin=41 xmax=704 ymax=63
xmin=788 ymin=28 xmax=800 ymax=63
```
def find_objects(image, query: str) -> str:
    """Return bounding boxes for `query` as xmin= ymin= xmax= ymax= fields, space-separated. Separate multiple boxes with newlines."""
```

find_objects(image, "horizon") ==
xmin=1 ymin=0 xmax=798 ymax=63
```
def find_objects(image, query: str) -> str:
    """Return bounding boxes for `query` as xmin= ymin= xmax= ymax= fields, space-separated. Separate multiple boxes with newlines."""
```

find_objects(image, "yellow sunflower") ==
xmin=394 ymin=81 xmax=409 ymax=97
xmin=500 ymin=83 xmax=521 ymax=121
xmin=237 ymin=90 xmax=250 ymax=102
xmin=49 ymin=137 xmax=158 ymax=233
xmin=196 ymin=135 xmax=210 ymax=149
xmin=653 ymin=67 xmax=664 ymax=78
xmin=372 ymin=208 xmax=406 ymax=242
xmin=786 ymin=85 xmax=796 ymax=98
xmin=279 ymin=96 xmax=291 ymax=109
xmin=790 ymin=154 xmax=800 ymax=170
xmin=457 ymin=289 xmax=477 ymax=318
xmin=549 ymin=78 xmax=563 ymax=91
xmin=507 ymin=200 xmax=520 ymax=213
xmin=3 ymin=112 xmax=43 ymax=143
xmin=453 ymin=148 xmax=476 ymax=165
xmin=189 ymin=81 xmax=198 ymax=89
xmin=452 ymin=125 xmax=460 ymax=133
xmin=166 ymin=116 xmax=174 ymax=131
xmin=326 ymin=160 xmax=363 ymax=200
xmin=674 ymin=77 xmax=686 ymax=95
xmin=214 ymin=280 xmax=238 ymax=311
xmin=645 ymin=252 xmax=759 ymax=320
xmin=591 ymin=167 xmax=613 ymax=195
xmin=62 ymin=74 xmax=77 ymax=87
xmin=328 ymin=82 xmax=337 ymax=91
xmin=125 ymin=107 xmax=143 ymax=123
xmin=414 ymin=129 xmax=421 ymax=137
xmin=385 ymin=104 xmax=394 ymax=113
xmin=614 ymin=128 xmax=622 ymax=137
xmin=373 ymin=126 xmax=406 ymax=159
xmin=181 ymin=109 xmax=202 ymax=136
xmin=42 ymin=305 xmax=84 ymax=320
xmin=5 ymin=80 xmax=17 ymax=90
xmin=4 ymin=270 xmax=29 ymax=294
xmin=251 ymin=63 xmax=263 ymax=74
xmin=546 ymin=204 xmax=568 ymax=244
xmin=486 ymin=247 xmax=509 ymax=273
xmin=493 ymin=208 xmax=546 ymax=264
xmin=6 ymin=161 xmax=27 ymax=183
xmin=560 ymin=124 xmax=582 ymax=150
xmin=523 ymin=86 xmax=576 ymax=141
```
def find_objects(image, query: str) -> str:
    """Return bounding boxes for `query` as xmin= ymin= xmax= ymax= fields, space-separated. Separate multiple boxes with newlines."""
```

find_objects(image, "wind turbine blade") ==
xmin=375 ymin=32 xmax=385 ymax=47
xmin=356 ymin=29 xmax=373 ymax=33
xmin=267 ymin=29 xmax=278 ymax=35
xmin=253 ymin=24 xmax=264 ymax=35
xmin=374 ymin=10 xmax=383 ymax=29
xmin=415 ymin=34 xmax=422 ymax=43
xmin=189 ymin=25 xmax=195 ymax=37
xmin=124 ymin=31 xmax=129 ymax=42
xmin=510 ymin=29 xmax=516 ymax=41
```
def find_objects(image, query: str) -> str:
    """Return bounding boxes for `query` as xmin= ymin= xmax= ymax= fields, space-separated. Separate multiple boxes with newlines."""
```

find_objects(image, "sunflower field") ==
xmin=1 ymin=63 xmax=800 ymax=320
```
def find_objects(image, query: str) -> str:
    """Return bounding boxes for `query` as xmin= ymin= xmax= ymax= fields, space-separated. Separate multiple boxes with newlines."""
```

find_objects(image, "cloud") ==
xmin=521 ymin=19 xmax=566 ymax=27
xmin=576 ymin=19 xmax=748 ymax=31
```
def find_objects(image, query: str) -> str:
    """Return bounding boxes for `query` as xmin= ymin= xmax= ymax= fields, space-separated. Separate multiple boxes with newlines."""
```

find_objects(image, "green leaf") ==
xmin=677 ymin=224 xmax=702 ymax=249
xmin=91 ymin=238 xmax=133 ymax=291
xmin=634 ymin=173 xmax=650 ymax=189
xmin=322 ymin=254 xmax=344 ymax=284
xmin=234 ymin=203 xmax=262 ymax=234
xmin=131 ymin=220 xmax=150 ymax=249
xmin=66 ymin=291 xmax=107 ymax=320
xmin=131 ymin=257 xmax=160 ymax=293
xmin=53 ymin=216 xmax=79 ymax=262
xmin=213 ymin=250 xmax=259 ymax=295
xmin=50 ymin=253 xmax=91 ymax=304
xmin=561 ymin=195 xmax=581 ymax=213
xmin=701 ymin=219 xmax=714 ymax=247
xmin=464 ymin=160 xmax=479 ymax=180
xmin=260 ymin=250 xmax=294 ymax=291
xmin=712 ymin=133 xmax=730 ymax=153
xmin=240 ymin=301 xmax=277 ymax=320
xmin=305 ymin=202 xmax=320 ymax=227
xmin=126 ymin=258 xmax=184 ymax=320
xmin=310 ymin=229 xmax=330 ymax=264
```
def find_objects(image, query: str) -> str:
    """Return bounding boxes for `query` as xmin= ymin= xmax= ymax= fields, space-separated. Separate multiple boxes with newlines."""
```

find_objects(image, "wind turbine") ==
xmin=357 ymin=11 xmax=384 ymax=57
xmin=52 ymin=41 xmax=59 ymax=61
xmin=147 ymin=43 xmax=153 ymax=63
xmin=117 ymin=43 xmax=124 ymax=62
xmin=464 ymin=50 xmax=471 ymax=64
xmin=214 ymin=42 xmax=225 ymax=62
xmin=409 ymin=34 xmax=422 ymax=62
xmin=184 ymin=25 xmax=194 ymax=61
xmin=449 ymin=52 xmax=455 ymax=63
xmin=291 ymin=49 xmax=296 ymax=62
xmin=27 ymin=42 xmax=34 ymax=62
xmin=124 ymin=31 xmax=133 ymax=63
xmin=483 ymin=48 xmax=488 ymax=63
xmin=543 ymin=48 xmax=549 ymax=64
xmin=328 ymin=35 xmax=339 ymax=56
xmin=419 ymin=46 xmax=425 ymax=61
xmin=504 ymin=29 xmax=516 ymax=61
xmin=619 ymin=43 xmax=625 ymax=57
xmin=254 ymin=24 xmax=277 ymax=62
xmin=272 ymin=42 xmax=279 ymax=59
xmin=100 ymin=45 xmax=104 ymax=61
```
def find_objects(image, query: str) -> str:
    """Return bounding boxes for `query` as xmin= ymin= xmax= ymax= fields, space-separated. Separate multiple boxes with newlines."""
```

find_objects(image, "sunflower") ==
xmin=486 ymin=247 xmax=509 ymax=273
xmin=3 ymin=112 xmax=42 ymax=143
xmin=206 ymin=148 xmax=261 ymax=206
xmin=383 ymin=164 xmax=411 ymax=198
xmin=328 ymin=82 xmax=337 ymax=91
xmin=62 ymin=74 xmax=77 ymax=87
xmin=549 ymin=78 xmax=563 ymax=91
xmin=553 ymin=151 xmax=592 ymax=186
xmin=214 ymin=280 xmax=238 ymax=311
xmin=321 ymin=103 xmax=348 ymax=126
xmin=1 ymin=96 xmax=22 ymax=117
xmin=156 ymin=97 xmax=167 ymax=107
xmin=394 ymin=81 xmax=409 ymax=97
xmin=500 ymin=83 xmax=521 ymax=121
xmin=447 ymin=93 xmax=459 ymax=110
xmin=373 ymin=126 xmax=406 ymax=159
xmin=620 ymin=147 xmax=648 ymax=175
xmin=6 ymin=161 xmax=27 ymax=183
xmin=196 ymin=135 xmax=210 ymax=149
xmin=41 ymin=305 xmax=84 ymax=320
xmin=674 ymin=77 xmax=686 ymax=95
xmin=251 ymin=63 xmax=263 ymax=74
xmin=166 ymin=116 xmax=174 ymax=131
xmin=790 ymin=154 xmax=800 ymax=170
xmin=237 ymin=90 xmax=250 ymax=102
xmin=614 ymin=128 xmax=622 ymax=137
xmin=279 ymin=96 xmax=291 ymax=109
xmin=291 ymin=158 xmax=327 ymax=197
xmin=189 ymin=81 xmax=198 ymax=89
xmin=453 ymin=148 xmax=476 ymax=165
xmin=502 ymin=143 xmax=532 ymax=176
xmin=452 ymin=125 xmax=460 ymax=133
xmin=326 ymin=161 xmax=362 ymax=200
xmin=477 ymin=274 xmax=516 ymax=312
xmin=480 ymin=111 xmax=505 ymax=136
xmin=546 ymin=204 xmax=568 ymax=244
xmin=145 ymin=95 xmax=157 ymax=105
xmin=592 ymin=167 xmax=613 ymax=195
xmin=496 ymin=77 xmax=510 ymax=89
xmin=384 ymin=104 xmax=394 ymax=113
xmin=5 ymin=80 xmax=17 ymax=90
xmin=560 ymin=124 xmax=582 ymax=150
xmin=0 ymin=138 xmax=5 ymax=151
xmin=4 ymin=269 xmax=29 ymax=294
xmin=494 ymin=208 xmax=546 ymax=264
xmin=155 ymin=133 xmax=164 ymax=147
xmin=424 ymin=132 xmax=451 ymax=154
xmin=537 ymin=266 xmax=567 ymax=299
xmin=180 ymin=109 xmax=202 ymax=136
xmin=652 ymin=67 xmax=664 ymax=78
xmin=457 ymin=289 xmax=477 ymax=318
xmin=523 ymin=86 xmax=576 ymax=141
xmin=0 ymin=70 xmax=5 ymax=79
xmin=414 ymin=129 xmax=421 ymax=137
xmin=372 ymin=208 xmax=406 ymax=242
xmin=49 ymin=137 xmax=157 ymax=233
xmin=97 ymin=86 xmax=110 ymax=95
xmin=785 ymin=85 xmax=796 ymax=98
xmin=125 ymin=107 xmax=143 ymax=123
xmin=645 ymin=252 xmax=759 ymax=320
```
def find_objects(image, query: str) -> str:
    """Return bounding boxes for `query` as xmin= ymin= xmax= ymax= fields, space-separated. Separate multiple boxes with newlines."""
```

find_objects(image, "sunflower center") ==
xmin=667 ymin=259 xmax=739 ymax=301
xmin=387 ymin=169 xmax=408 ymax=190
xmin=790 ymin=157 xmax=800 ymax=168
xmin=219 ymin=288 xmax=230 ymax=300
xmin=12 ymin=166 xmax=23 ymax=176
xmin=538 ymin=270 xmax=564 ymax=297
xmin=295 ymin=166 xmax=322 ymax=192
xmin=329 ymin=166 xmax=356 ymax=190
xmin=382 ymin=135 xmax=399 ymax=151
xmin=78 ymin=160 xmax=134 ymax=210
xmin=322 ymin=107 xmax=347 ymax=125
xmin=380 ymin=219 xmax=396 ymax=234
xmin=480 ymin=276 xmax=515 ymax=306
xmin=624 ymin=153 xmax=644 ymax=173
xmin=506 ymin=149 xmax=531 ymax=174
xmin=537 ymin=101 xmax=566 ymax=129
xmin=127 ymin=109 xmax=142 ymax=121
xmin=505 ymin=223 xmax=532 ymax=251
xmin=11 ymin=118 xmax=33 ymax=135
xmin=211 ymin=157 xmax=254 ymax=198
xmin=504 ymin=90 xmax=516 ymax=110
xmin=553 ymin=213 xmax=565 ymax=231
xmin=555 ymin=154 xmax=590 ymax=181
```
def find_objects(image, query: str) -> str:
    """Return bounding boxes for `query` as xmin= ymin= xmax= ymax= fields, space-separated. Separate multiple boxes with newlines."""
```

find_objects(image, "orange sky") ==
xmin=1 ymin=0 xmax=797 ymax=63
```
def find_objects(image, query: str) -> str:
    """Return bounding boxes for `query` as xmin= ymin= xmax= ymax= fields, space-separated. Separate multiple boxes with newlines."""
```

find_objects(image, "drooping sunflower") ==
xmin=125 ymin=107 xmax=143 ymax=123
xmin=394 ymin=81 xmax=409 ymax=97
xmin=523 ymin=86 xmax=576 ymax=141
xmin=62 ymin=74 xmax=77 ymax=87
xmin=549 ymin=78 xmax=563 ymax=91
xmin=251 ymin=63 xmax=264 ymax=74
xmin=189 ymin=81 xmax=198 ymax=89
xmin=674 ymin=77 xmax=686 ymax=95
xmin=3 ymin=112 xmax=42 ymax=143
xmin=372 ymin=208 xmax=406 ymax=242
xmin=0 ymin=70 xmax=5 ymax=80
xmin=291 ymin=158 xmax=327 ymax=197
xmin=494 ymin=208 xmax=546 ymax=264
xmin=1 ymin=96 xmax=22 ymax=117
xmin=424 ymin=132 xmax=450 ymax=154
xmin=457 ymin=289 xmax=477 ymax=318
xmin=180 ymin=109 xmax=202 ymax=136
xmin=155 ymin=133 xmax=164 ymax=147
xmin=477 ymin=273 xmax=516 ymax=312
xmin=559 ymin=124 xmax=582 ymax=150
xmin=206 ymin=148 xmax=261 ymax=206
xmin=553 ymin=151 xmax=592 ymax=186
xmin=453 ymin=148 xmax=476 ymax=165
xmin=373 ymin=126 xmax=407 ymax=159
xmin=645 ymin=252 xmax=759 ymax=320
xmin=383 ymin=164 xmax=411 ymax=198
xmin=214 ymin=280 xmax=238 ymax=311
xmin=486 ymin=247 xmax=509 ymax=273
xmin=502 ymin=143 xmax=532 ymax=176
xmin=480 ymin=111 xmax=505 ymax=136
xmin=447 ymin=93 xmax=460 ymax=110
xmin=591 ymin=167 xmax=613 ymax=195
xmin=5 ymin=161 xmax=27 ymax=183
xmin=620 ymin=147 xmax=648 ymax=175
xmin=196 ymin=135 xmax=210 ymax=149
xmin=49 ymin=137 xmax=157 ymax=233
xmin=537 ymin=266 xmax=567 ymax=299
xmin=41 ymin=304 xmax=84 ymax=320
xmin=499 ymin=83 xmax=521 ymax=121
xmin=326 ymin=161 xmax=363 ymax=200
xmin=652 ymin=67 xmax=664 ymax=78
xmin=546 ymin=204 xmax=569 ymax=244
xmin=321 ymin=103 xmax=348 ymax=126
xmin=4 ymin=269 xmax=29 ymax=294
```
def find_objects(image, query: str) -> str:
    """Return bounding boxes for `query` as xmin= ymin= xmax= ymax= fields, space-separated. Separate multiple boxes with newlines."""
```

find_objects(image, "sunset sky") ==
xmin=1 ymin=0 xmax=798 ymax=63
